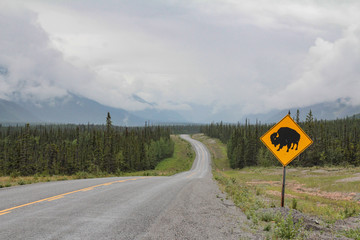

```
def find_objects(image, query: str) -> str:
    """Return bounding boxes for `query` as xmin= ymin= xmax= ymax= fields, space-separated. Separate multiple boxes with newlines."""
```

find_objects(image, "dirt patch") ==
xmin=246 ymin=180 xmax=281 ymax=186
xmin=336 ymin=173 xmax=360 ymax=183
xmin=292 ymin=185 xmax=358 ymax=202
xmin=312 ymin=169 xmax=328 ymax=173
xmin=266 ymin=190 xmax=300 ymax=199
xmin=247 ymin=180 xmax=359 ymax=202
xmin=334 ymin=216 xmax=360 ymax=231
xmin=266 ymin=168 xmax=298 ymax=175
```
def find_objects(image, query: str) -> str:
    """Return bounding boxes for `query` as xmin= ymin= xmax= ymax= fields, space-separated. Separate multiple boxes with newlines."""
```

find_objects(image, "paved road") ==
xmin=0 ymin=135 xmax=257 ymax=240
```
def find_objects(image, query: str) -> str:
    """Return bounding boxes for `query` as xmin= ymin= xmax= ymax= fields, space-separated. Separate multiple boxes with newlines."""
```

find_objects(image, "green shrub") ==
xmin=343 ymin=227 xmax=360 ymax=240
xmin=17 ymin=179 xmax=26 ymax=185
xmin=343 ymin=207 xmax=357 ymax=219
xmin=57 ymin=177 xmax=68 ymax=181
xmin=75 ymin=171 xmax=90 ymax=179
xmin=10 ymin=171 xmax=20 ymax=178
xmin=274 ymin=211 xmax=303 ymax=239
xmin=259 ymin=211 xmax=275 ymax=222
xmin=263 ymin=224 xmax=271 ymax=232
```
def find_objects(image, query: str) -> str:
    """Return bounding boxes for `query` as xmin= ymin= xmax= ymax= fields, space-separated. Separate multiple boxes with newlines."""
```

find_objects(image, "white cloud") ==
xmin=1 ymin=0 xmax=360 ymax=122
xmin=268 ymin=25 xmax=360 ymax=110
xmin=0 ymin=5 xmax=66 ymax=101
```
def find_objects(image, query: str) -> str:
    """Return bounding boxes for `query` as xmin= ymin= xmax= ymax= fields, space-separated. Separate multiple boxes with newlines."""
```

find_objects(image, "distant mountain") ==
xmin=0 ymin=94 xmax=190 ymax=126
xmin=129 ymin=94 xmax=188 ymax=124
xmin=16 ymin=94 xmax=147 ymax=126
xmin=0 ymin=99 xmax=40 ymax=123
xmin=244 ymin=98 xmax=360 ymax=124
xmin=131 ymin=108 xmax=187 ymax=124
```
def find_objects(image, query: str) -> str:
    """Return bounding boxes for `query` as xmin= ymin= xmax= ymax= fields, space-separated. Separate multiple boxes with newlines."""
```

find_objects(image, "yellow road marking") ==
xmin=102 ymin=183 xmax=113 ymax=186
xmin=0 ymin=177 xmax=150 ymax=216
xmin=186 ymin=171 xmax=198 ymax=178
xmin=47 ymin=196 xmax=64 ymax=202
xmin=81 ymin=187 xmax=94 ymax=191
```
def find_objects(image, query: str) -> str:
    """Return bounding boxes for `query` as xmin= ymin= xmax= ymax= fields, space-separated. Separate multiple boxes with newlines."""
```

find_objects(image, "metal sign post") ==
xmin=281 ymin=166 xmax=286 ymax=207
xmin=260 ymin=114 xmax=313 ymax=207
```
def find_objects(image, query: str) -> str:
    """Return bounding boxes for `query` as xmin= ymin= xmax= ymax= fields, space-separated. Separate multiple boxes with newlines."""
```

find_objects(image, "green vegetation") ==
xmin=0 ymin=134 xmax=194 ymax=186
xmin=201 ymin=110 xmax=360 ymax=168
xmin=212 ymin=166 xmax=360 ymax=222
xmin=153 ymin=135 xmax=194 ymax=175
xmin=0 ymin=112 xmax=174 ymax=176
xmin=194 ymin=134 xmax=360 ymax=239
xmin=344 ymin=228 xmax=360 ymax=240
xmin=274 ymin=211 xmax=303 ymax=239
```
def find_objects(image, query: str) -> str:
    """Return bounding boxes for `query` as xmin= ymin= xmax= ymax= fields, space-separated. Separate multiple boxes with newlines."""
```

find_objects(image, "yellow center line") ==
xmin=47 ymin=196 xmax=64 ymax=202
xmin=186 ymin=171 xmax=198 ymax=178
xmin=0 ymin=177 xmax=151 ymax=216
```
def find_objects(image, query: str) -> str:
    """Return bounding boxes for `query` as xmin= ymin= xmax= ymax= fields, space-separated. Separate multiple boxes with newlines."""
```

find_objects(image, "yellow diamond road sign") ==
xmin=260 ymin=114 xmax=313 ymax=166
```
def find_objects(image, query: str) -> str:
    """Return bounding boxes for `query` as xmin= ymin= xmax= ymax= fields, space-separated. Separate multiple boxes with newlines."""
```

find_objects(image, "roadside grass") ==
xmin=0 ymin=135 xmax=195 ymax=188
xmin=120 ymin=135 xmax=195 ymax=176
xmin=192 ymin=133 xmax=231 ymax=171
xmin=153 ymin=135 xmax=195 ymax=175
xmin=193 ymin=133 xmax=360 ymax=239
xmin=344 ymin=228 xmax=360 ymax=240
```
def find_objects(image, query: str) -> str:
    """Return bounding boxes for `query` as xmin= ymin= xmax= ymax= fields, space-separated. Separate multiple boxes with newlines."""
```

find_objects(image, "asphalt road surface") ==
xmin=0 ymin=135 xmax=259 ymax=240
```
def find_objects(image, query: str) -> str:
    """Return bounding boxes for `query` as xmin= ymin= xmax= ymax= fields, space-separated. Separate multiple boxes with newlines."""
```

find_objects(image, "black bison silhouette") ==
xmin=270 ymin=127 xmax=300 ymax=152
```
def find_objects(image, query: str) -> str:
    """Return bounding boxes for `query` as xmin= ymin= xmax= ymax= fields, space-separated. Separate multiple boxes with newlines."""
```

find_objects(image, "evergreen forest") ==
xmin=0 ymin=113 xmax=174 ymax=176
xmin=201 ymin=110 xmax=360 ymax=168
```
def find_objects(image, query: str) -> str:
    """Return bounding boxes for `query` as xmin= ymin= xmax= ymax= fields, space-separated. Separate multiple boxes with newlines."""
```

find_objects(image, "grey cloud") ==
xmin=269 ymin=25 xmax=360 ymax=110
xmin=2 ymin=1 xmax=360 ymax=122
xmin=0 ymin=4 xmax=95 ymax=104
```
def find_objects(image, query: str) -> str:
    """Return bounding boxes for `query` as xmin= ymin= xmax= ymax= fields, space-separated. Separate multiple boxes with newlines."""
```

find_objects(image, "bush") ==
xmin=263 ymin=224 xmax=271 ymax=232
xmin=343 ymin=207 xmax=357 ymax=219
xmin=274 ymin=211 xmax=303 ymax=239
xmin=258 ymin=211 xmax=275 ymax=222
xmin=10 ymin=171 xmax=20 ymax=178
xmin=75 ymin=171 xmax=91 ymax=179
xmin=344 ymin=227 xmax=360 ymax=240
xmin=17 ymin=179 xmax=26 ymax=185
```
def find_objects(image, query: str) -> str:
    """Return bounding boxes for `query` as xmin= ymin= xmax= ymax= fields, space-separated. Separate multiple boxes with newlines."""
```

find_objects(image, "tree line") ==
xmin=201 ymin=110 xmax=360 ymax=168
xmin=0 ymin=113 xmax=174 ymax=176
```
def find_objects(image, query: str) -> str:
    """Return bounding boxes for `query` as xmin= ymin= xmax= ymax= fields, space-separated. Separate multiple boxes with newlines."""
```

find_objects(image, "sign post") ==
xmin=281 ymin=166 xmax=286 ymax=207
xmin=260 ymin=114 xmax=312 ymax=207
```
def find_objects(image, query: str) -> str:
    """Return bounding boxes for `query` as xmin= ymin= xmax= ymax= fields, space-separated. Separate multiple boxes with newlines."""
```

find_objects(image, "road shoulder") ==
xmin=142 ymin=175 xmax=262 ymax=240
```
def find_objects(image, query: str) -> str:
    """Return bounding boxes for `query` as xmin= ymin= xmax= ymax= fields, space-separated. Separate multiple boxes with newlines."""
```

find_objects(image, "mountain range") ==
xmin=0 ymin=94 xmax=189 ymax=126
xmin=0 ymin=94 xmax=359 ymax=126
xmin=244 ymin=98 xmax=360 ymax=124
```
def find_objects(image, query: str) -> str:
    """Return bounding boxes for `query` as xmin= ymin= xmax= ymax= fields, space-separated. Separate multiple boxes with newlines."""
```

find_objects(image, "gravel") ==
xmin=142 ymin=173 xmax=263 ymax=240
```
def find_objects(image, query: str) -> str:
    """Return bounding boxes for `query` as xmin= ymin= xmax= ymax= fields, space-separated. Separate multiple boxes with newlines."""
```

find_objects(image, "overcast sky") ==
xmin=1 ymin=0 xmax=360 ymax=122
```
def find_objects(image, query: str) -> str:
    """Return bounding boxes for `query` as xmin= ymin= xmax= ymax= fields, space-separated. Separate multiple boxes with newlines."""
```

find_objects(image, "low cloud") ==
xmin=1 ymin=1 xmax=360 ymax=122
xmin=268 ymin=25 xmax=360 ymax=110
xmin=0 ymin=5 xmax=90 ymax=103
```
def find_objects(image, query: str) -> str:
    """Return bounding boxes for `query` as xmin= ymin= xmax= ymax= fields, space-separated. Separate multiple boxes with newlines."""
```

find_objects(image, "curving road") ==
xmin=0 ymin=135 xmax=257 ymax=240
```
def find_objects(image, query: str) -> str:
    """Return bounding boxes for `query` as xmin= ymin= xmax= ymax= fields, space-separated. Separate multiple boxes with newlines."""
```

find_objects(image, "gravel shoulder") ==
xmin=142 ymin=172 xmax=263 ymax=240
